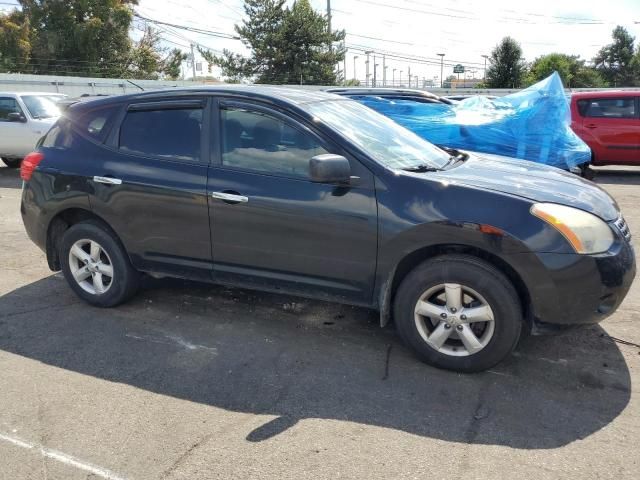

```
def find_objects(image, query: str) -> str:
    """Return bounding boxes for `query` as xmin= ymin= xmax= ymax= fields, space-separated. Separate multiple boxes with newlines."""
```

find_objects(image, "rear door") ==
xmin=578 ymin=96 xmax=639 ymax=164
xmin=207 ymin=100 xmax=378 ymax=304
xmin=88 ymin=98 xmax=213 ymax=280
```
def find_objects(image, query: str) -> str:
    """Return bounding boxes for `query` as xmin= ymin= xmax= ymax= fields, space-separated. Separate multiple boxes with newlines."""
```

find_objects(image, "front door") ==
xmin=579 ymin=96 xmax=639 ymax=164
xmin=207 ymin=101 xmax=378 ymax=304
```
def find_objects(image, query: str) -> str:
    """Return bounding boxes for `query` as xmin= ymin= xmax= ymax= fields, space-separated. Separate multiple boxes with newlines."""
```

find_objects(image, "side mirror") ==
xmin=309 ymin=154 xmax=351 ymax=184
xmin=7 ymin=112 xmax=27 ymax=123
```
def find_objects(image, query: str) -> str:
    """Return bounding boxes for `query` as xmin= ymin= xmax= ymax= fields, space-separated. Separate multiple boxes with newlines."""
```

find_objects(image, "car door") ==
xmin=88 ymin=98 xmax=213 ymax=280
xmin=207 ymin=100 xmax=378 ymax=304
xmin=578 ymin=96 xmax=638 ymax=164
xmin=0 ymin=96 xmax=31 ymax=157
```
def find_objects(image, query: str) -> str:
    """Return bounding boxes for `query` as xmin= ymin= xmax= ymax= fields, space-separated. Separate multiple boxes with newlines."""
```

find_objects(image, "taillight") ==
xmin=20 ymin=152 xmax=45 ymax=181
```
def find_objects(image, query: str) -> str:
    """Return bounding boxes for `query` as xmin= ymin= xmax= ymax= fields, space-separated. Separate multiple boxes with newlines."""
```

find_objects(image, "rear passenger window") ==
xmin=73 ymin=105 xmax=120 ymax=141
xmin=583 ymin=98 xmax=636 ymax=118
xmin=119 ymin=107 xmax=203 ymax=161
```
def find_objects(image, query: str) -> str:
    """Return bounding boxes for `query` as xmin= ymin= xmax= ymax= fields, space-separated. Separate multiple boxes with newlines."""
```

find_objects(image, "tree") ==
xmin=594 ymin=26 xmax=638 ymax=86
xmin=19 ymin=0 xmax=138 ymax=76
xmin=210 ymin=0 xmax=345 ymax=84
xmin=123 ymin=26 xmax=188 ymax=80
xmin=485 ymin=37 xmax=526 ymax=88
xmin=0 ymin=10 xmax=30 ymax=72
xmin=526 ymin=53 xmax=606 ymax=87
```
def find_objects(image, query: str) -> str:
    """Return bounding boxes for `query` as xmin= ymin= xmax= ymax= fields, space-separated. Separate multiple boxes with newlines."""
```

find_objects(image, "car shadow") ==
xmin=0 ymin=274 xmax=632 ymax=450
xmin=0 ymin=164 xmax=22 ymax=189
xmin=593 ymin=167 xmax=640 ymax=186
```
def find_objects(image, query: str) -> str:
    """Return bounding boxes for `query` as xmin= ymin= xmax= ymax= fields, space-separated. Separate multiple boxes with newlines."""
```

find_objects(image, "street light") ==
xmin=393 ymin=68 xmax=396 ymax=86
xmin=437 ymin=53 xmax=445 ymax=88
xmin=374 ymin=63 xmax=379 ymax=87
xmin=364 ymin=50 xmax=372 ymax=87
xmin=482 ymin=54 xmax=489 ymax=80
xmin=399 ymin=70 xmax=403 ymax=86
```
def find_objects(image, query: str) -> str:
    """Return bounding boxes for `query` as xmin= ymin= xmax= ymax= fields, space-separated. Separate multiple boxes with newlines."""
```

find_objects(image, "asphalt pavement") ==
xmin=1 ymin=164 xmax=639 ymax=479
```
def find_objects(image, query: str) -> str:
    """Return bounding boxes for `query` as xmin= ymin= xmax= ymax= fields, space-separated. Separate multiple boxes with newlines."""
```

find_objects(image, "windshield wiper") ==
xmin=401 ymin=164 xmax=444 ymax=172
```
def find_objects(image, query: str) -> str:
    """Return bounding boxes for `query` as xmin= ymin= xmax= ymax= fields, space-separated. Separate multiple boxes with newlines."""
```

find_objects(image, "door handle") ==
xmin=93 ymin=176 xmax=123 ymax=185
xmin=585 ymin=124 xmax=598 ymax=129
xmin=211 ymin=191 xmax=248 ymax=203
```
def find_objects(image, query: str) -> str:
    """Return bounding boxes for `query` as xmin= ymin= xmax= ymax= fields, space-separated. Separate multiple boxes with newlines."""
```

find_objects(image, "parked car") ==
xmin=570 ymin=91 xmax=640 ymax=167
xmin=0 ymin=92 xmax=61 ymax=168
xmin=326 ymin=87 xmax=454 ymax=104
xmin=332 ymin=74 xmax=592 ymax=172
xmin=444 ymin=94 xmax=498 ymax=102
xmin=20 ymin=87 xmax=635 ymax=372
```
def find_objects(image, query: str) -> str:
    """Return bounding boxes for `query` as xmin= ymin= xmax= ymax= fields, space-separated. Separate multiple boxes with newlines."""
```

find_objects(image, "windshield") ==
xmin=307 ymin=99 xmax=451 ymax=169
xmin=21 ymin=95 xmax=61 ymax=119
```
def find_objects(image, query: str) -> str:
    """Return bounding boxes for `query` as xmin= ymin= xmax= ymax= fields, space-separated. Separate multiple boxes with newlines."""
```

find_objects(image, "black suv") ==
xmin=20 ymin=87 xmax=636 ymax=372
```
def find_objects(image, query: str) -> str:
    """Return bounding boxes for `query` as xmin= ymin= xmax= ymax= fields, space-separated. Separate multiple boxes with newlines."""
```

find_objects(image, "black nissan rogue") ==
xmin=20 ymin=86 xmax=636 ymax=372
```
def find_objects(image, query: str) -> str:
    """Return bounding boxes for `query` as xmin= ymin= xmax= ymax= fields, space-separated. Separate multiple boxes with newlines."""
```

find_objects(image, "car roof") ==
xmin=571 ymin=90 xmax=640 ymax=99
xmin=68 ymin=85 xmax=343 ymax=112
xmin=0 ymin=91 xmax=66 ymax=97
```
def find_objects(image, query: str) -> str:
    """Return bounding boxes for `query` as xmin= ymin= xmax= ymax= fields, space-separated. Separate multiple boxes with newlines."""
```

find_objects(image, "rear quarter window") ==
xmin=71 ymin=104 xmax=121 ymax=142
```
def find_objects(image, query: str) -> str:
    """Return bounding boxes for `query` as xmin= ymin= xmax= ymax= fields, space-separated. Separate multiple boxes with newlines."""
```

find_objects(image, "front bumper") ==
xmin=505 ymin=235 xmax=636 ymax=329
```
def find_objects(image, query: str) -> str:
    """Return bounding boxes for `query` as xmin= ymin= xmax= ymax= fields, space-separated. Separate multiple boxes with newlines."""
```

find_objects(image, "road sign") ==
xmin=453 ymin=64 xmax=465 ymax=74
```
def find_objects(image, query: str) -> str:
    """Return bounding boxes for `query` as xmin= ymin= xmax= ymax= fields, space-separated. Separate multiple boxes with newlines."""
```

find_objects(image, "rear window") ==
xmin=119 ymin=107 xmax=203 ymax=161
xmin=579 ymin=98 xmax=636 ymax=119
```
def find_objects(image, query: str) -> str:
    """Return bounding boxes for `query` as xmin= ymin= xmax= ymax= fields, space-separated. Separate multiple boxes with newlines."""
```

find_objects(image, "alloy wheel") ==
xmin=68 ymin=239 xmax=114 ymax=295
xmin=414 ymin=283 xmax=495 ymax=356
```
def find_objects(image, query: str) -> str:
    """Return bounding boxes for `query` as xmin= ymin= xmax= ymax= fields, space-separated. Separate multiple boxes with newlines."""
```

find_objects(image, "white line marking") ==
xmin=0 ymin=432 xmax=128 ymax=480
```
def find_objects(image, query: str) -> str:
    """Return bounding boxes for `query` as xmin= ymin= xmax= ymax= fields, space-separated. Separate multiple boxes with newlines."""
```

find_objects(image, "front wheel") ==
xmin=1 ymin=157 xmax=21 ymax=168
xmin=393 ymin=255 xmax=522 ymax=373
xmin=60 ymin=221 xmax=140 ymax=307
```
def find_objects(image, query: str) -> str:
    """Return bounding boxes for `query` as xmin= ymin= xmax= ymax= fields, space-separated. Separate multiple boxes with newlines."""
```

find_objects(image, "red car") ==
xmin=571 ymin=91 xmax=640 ymax=167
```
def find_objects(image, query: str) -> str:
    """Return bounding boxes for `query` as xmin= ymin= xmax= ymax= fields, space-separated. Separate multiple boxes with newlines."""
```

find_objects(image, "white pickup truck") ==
xmin=0 ymin=92 xmax=65 ymax=168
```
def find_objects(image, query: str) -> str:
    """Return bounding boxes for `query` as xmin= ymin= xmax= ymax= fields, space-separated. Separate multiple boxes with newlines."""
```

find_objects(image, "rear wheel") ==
xmin=60 ymin=222 xmax=139 ymax=307
xmin=393 ymin=255 xmax=522 ymax=372
xmin=1 ymin=157 xmax=21 ymax=168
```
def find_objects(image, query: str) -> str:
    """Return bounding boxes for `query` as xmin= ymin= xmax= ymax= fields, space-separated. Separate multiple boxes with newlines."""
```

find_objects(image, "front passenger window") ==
xmin=221 ymin=107 xmax=328 ymax=178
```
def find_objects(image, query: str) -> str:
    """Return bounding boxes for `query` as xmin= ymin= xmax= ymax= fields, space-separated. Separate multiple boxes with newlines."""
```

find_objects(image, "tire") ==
xmin=580 ymin=163 xmax=595 ymax=180
xmin=60 ymin=221 xmax=140 ymax=307
xmin=2 ymin=157 xmax=21 ymax=168
xmin=393 ymin=254 xmax=522 ymax=373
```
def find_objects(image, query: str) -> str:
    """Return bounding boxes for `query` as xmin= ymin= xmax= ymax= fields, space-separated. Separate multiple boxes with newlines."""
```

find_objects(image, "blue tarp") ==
xmin=353 ymin=72 xmax=591 ymax=169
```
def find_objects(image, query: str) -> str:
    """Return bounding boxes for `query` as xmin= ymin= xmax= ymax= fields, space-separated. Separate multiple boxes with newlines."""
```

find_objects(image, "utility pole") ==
xmin=343 ymin=44 xmax=347 ymax=86
xmin=399 ymin=70 xmax=403 ymax=86
xmin=382 ymin=55 xmax=386 ymax=87
xmin=365 ymin=51 xmax=372 ymax=87
xmin=392 ymin=68 xmax=396 ymax=86
xmin=353 ymin=55 xmax=358 ymax=83
xmin=437 ymin=53 xmax=445 ymax=88
xmin=407 ymin=66 xmax=411 ymax=88
xmin=372 ymin=54 xmax=377 ymax=87
xmin=482 ymin=54 xmax=489 ymax=80
xmin=190 ymin=43 xmax=196 ymax=81
xmin=327 ymin=0 xmax=332 ymax=35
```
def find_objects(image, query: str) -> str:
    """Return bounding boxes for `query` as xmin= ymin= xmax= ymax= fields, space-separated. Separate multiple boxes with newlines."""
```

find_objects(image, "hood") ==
xmin=431 ymin=153 xmax=620 ymax=221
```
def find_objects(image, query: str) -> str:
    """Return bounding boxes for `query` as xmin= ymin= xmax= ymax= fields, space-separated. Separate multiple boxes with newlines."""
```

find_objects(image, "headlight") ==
xmin=530 ymin=203 xmax=614 ymax=254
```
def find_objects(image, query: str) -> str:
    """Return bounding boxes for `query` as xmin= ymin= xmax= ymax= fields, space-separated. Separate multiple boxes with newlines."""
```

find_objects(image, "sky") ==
xmin=3 ymin=0 xmax=640 ymax=83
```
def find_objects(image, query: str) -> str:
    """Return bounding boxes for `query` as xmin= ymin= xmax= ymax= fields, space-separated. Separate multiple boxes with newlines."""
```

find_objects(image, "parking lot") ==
xmin=0 ymin=164 xmax=639 ymax=479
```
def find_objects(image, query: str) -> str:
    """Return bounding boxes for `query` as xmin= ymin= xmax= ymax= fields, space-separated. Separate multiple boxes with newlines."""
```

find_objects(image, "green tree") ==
xmin=0 ymin=10 xmax=30 ymax=72
xmin=594 ymin=26 xmax=638 ymax=86
xmin=19 ymin=0 xmax=138 ymax=76
xmin=124 ymin=26 xmax=188 ymax=80
xmin=485 ymin=37 xmax=526 ymax=88
xmin=210 ymin=0 xmax=345 ymax=84
xmin=526 ymin=53 xmax=606 ymax=87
